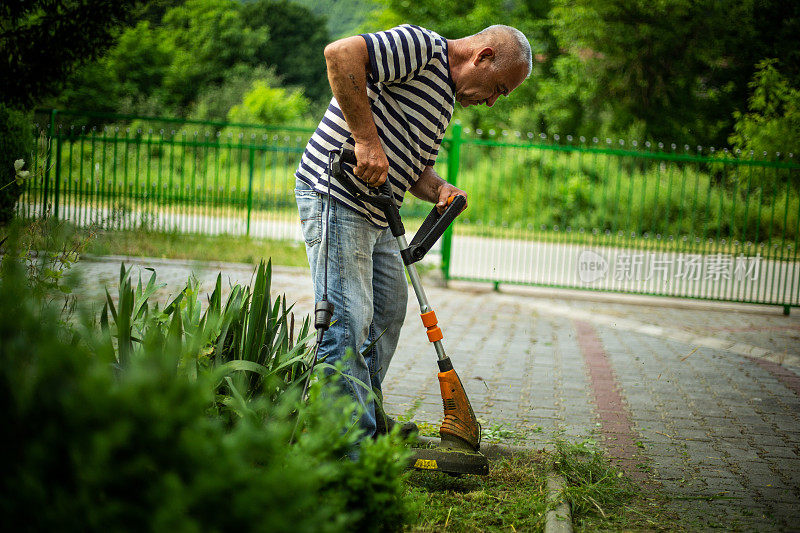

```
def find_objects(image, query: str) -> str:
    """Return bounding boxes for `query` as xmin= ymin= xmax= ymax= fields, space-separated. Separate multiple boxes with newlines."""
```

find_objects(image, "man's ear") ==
xmin=473 ymin=46 xmax=495 ymax=65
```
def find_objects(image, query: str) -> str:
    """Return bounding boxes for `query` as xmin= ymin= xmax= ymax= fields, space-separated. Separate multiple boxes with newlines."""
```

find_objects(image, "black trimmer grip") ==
xmin=330 ymin=148 xmax=405 ymax=236
xmin=340 ymin=148 xmax=357 ymax=165
xmin=339 ymin=149 xmax=392 ymax=196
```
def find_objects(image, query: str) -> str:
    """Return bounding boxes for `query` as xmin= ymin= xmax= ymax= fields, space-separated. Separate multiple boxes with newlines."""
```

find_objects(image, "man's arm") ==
xmin=409 ymin=166 xmax=468 ymax=214
xmin=323 ymin=36 xmax=388 ymax=187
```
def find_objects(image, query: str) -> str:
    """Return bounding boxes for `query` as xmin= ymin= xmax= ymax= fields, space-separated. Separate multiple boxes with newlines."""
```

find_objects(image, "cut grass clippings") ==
xmin=405 ymin=452 xmax=549 ymax=532
xmin=86 ymin=229 xmax=309 ymax=267
xmin=405 ymin=439 xmax=680 ymax=532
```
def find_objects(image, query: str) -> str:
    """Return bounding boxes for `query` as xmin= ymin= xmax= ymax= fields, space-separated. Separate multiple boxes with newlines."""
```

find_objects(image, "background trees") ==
xmin=3 ymin=0 xmax=799 ymax=152
xmin=369 ymin=0 xmax=799 ymax=151
xmin=50 ymin=0 xmax=328 ymax=123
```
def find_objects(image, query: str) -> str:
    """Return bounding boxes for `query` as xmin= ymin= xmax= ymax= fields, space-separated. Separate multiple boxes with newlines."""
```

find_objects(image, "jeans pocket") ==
xmin=295 ymin=189 xmax=322 ymax=247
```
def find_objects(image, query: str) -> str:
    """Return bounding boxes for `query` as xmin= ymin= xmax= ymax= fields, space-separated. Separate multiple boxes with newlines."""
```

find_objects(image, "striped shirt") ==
xmin=295 ymin=24 xmax=456 ymax=227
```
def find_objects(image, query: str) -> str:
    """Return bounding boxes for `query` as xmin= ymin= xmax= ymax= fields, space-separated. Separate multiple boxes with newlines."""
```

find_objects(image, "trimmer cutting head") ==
xmin=410 ymin=445 xmax=489 ymax=476
xmin=409 ymin=357 xmax=489 ymax=476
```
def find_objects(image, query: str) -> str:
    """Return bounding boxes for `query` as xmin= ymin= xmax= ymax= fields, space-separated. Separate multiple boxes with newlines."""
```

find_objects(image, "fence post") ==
xmin=441 ymin=122 xmax=463 ymax=282
xmin=246 ymin=144 xmax=255 ymax=236
xmin=43 ymin=109 xmax=57 ymax=218
xmin=53 ymin=129 xmax=62 ymax=220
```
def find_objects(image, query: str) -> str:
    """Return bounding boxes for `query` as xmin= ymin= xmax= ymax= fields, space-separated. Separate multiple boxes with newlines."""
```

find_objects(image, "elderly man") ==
xmin=295 ymin=24 xmax=531 ymax=438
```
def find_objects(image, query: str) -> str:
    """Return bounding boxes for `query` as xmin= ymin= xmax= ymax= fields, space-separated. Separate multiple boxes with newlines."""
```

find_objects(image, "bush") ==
xmin=0 ymin=104 xmax=33 ymax=224
xmin=227 ymin=80 xmax=310 ymax=126
xmin=0 ymin=247 xmax=411 ymax=532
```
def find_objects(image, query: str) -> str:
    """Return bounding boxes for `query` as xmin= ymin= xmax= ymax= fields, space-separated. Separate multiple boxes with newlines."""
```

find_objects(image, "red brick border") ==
xmin=746 ymin=356 xmax=800 ymax=397
xmin=574 ymin=320 xmax=647 ymax=481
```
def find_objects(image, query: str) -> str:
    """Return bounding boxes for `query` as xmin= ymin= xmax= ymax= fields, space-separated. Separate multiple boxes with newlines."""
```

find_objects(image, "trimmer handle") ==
xmin=329 ymin=149 xmax=394 ymax=208
xmin=401 ymin=194 xmax=466 ymax=265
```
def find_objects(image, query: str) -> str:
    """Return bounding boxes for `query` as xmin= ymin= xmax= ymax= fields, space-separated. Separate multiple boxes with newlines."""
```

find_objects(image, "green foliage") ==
xmin=188 ymin=66 xmax=280 ymax=122
xmin=0 ymin=0 xmax=139 ymax=108
xmin=291 ymin=0 xmax=373 ymax=39
xmin=0 ymin=104 xmax=33 ymax=223
xmin=54 ymin=0 xmax=329 ymax=121
xmin=548 ymin=438 xmax=637 ymax=527
xmin=543 ymin=0 xmax=730 ymax=143
xmin=97 ymin=261 xmax=317 ymax=402
xmin=729 ymin=59 xmax=800 ymax=160
xmin=240 ymin=0 xmax=331 ymax=101
xmin=228 ymin=80 xmax=311 ymax=125
xmin=54 ymin=0 xmax=269 ymax=117
xmin=0 ymin=217 xmax=97 ymax=319
xmin=540 ymin=0 xmax=800 ymax=146
xmin=0 ymin=243 xmax=411 ymax=532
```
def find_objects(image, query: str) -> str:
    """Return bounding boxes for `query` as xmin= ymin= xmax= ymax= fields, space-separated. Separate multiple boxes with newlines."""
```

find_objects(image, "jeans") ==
xmin=295 ymin=179 xmax=408 ymax=437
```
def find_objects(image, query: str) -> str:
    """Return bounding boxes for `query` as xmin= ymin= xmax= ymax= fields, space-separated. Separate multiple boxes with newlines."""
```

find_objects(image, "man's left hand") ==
xmin=436 ymin=183 xmax=468 ymax=214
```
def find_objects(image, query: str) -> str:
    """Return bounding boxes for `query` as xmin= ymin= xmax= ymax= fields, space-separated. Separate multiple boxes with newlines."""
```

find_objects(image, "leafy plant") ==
xmin=1 ymin=216 xmax=98 ymax=318
xmin=730 ymin=58 xmax=800 ymax=161
xmin=0 ymin=104 xmax=34 ymax=223
xmin=0 ymin=240 xmax=411 ymax=532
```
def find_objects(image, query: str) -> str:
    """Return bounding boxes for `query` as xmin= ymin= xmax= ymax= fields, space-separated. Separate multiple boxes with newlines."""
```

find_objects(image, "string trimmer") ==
xmin=328 ymin=149 xmax=488 ymax=476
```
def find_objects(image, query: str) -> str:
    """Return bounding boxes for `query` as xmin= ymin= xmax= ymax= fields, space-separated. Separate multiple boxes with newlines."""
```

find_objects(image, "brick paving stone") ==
xmin=760 ymin=446 xmax=800 ymax=459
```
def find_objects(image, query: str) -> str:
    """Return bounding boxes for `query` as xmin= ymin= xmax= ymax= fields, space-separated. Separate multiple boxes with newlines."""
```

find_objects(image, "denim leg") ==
xmin=295 ymin=180 xmax=384 ymax=437
xmin=362 ymin=227 xmax=408 ymax=390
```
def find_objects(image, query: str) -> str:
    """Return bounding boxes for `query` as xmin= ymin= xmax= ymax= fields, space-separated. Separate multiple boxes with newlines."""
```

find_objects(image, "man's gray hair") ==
xmin=476 ymin=25 xmax=532 ymax=78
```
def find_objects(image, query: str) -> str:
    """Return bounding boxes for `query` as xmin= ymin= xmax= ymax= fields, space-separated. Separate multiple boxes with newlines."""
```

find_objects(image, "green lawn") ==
xmin=86 ymin=229 xmax=310 ymax=267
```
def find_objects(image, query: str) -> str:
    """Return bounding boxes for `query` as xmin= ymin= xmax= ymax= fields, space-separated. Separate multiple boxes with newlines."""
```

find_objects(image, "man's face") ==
xmin=454 ymin=49 xmax=527 ymax=108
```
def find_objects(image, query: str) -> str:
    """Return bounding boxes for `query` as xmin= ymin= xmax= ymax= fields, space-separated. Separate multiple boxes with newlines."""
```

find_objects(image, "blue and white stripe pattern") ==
xmin=295 ymin=25 xmax=456 ymax=227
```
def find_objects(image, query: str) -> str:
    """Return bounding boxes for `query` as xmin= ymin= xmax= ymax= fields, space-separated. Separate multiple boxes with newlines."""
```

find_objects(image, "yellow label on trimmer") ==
xmin=414 ymin=459 xmax=438 ymax=470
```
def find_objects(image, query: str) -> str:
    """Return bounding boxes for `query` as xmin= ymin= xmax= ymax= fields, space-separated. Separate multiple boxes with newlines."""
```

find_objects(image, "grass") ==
xmin=396 ymin=393 xmax=674 ymax=531
xmin=404 ymin=439 xmax=680 ymax=532
xmin=86 ymin=228 xmax=309 ymax=267
xmin=405 ymin=452 xmax=549 ymax=532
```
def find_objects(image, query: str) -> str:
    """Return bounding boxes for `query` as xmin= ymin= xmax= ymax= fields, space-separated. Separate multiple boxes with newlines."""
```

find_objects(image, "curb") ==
xmin=416 ymin=437 xmax=573 ymax=533
xmin=545 ymin=473 xmax=573 ymax=533
xmin=447 ymin=279 xmax=790 ymax=316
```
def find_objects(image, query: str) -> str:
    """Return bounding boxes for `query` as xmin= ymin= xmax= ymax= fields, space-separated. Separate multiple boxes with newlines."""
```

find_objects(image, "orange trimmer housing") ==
xmin=437 ymin=358 xmax=481 ymax=450
xmin=420 ymin=310 xmax=482 ymax=451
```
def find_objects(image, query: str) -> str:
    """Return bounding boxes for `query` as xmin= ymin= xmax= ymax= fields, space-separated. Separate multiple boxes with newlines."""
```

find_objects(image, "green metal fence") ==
xmin=19 ymin=110 xmax=800 ymax=310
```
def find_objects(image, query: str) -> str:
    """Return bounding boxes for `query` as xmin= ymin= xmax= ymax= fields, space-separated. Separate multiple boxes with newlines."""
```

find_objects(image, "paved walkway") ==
xmin=75 ymin=255 xmax=800 ymax=531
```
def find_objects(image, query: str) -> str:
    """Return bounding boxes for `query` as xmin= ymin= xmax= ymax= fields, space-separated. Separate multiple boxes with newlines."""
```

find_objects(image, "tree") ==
xmin=290 ymin=0 xmax=372 ymax=40
xmin=540 ymin=0 xmax=800 ymax=145
xmin=1 ymin=0 xmax=141 ymax=223
xmin=239 ymin=0 xmax=330 ymax=102
xmin=227 ymin=80 xmax=310 ymax=125
xmin=0 ymin=0 xmax=140 ymax=108
xmin=729 ymin=59 xmax=800 ymax=160
xmin=52 ymin=0 xmax=271 ymax=117
xmin=54 ymin=0 xmax=331 ymax=119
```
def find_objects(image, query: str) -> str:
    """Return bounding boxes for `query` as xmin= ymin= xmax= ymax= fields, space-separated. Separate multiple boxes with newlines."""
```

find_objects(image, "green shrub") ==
xmin=0 ymin=104 xmax=34 ymax=224
xmin=0 ymin=247 xmax=411 ymax=532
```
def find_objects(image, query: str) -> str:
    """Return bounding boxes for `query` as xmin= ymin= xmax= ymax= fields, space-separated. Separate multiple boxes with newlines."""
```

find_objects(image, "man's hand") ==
xmin=410 ymin=166 xmax=468 ymax=214
xmin=436 ymin=182 xmax=468 ymax=214
xmin=354 ymin=140 xmax=389 ymax=187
